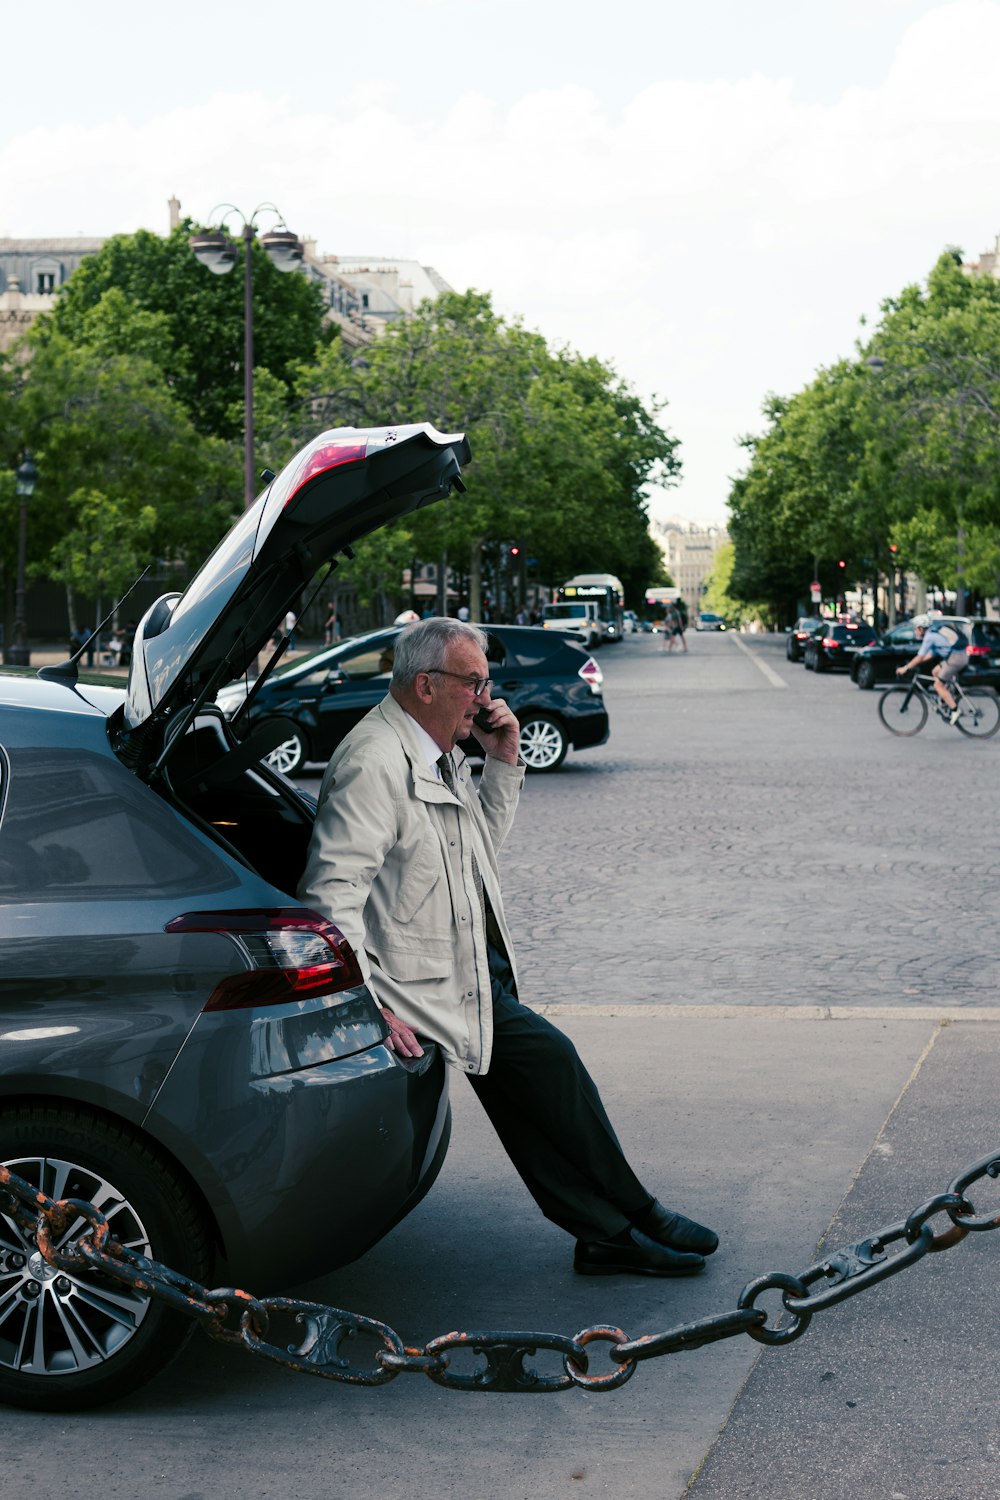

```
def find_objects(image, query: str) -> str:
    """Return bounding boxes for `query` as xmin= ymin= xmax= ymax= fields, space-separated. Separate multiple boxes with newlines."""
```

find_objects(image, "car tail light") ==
xmin=165 ymin=908 xmax=364 ymax=1010
xmin=966 ymin=645 xmax=991 ymax=657
xmin=285 ymin=439 xmax=369 ymax=506
xmin=824 ymin=639 xmax=840 ymax=649
xmin=578 ymin=656 xmax=603 ymax=689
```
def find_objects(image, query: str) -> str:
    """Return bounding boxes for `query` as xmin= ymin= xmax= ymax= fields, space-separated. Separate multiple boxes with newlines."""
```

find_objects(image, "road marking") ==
xmin=728 ymin=632 xmax=786 ymax=688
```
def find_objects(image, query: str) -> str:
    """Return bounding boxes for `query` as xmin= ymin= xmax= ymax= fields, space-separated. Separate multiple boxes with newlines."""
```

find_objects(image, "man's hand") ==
xmin=470 ymin=696 xmax=521 ymax=764
xmin=382 ymin=1009 xmax=424 ymax=1058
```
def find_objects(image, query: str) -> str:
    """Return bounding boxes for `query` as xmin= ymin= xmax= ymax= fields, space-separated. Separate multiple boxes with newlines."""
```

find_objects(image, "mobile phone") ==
xmin=473 ymin=707 xmax=493 ymax=731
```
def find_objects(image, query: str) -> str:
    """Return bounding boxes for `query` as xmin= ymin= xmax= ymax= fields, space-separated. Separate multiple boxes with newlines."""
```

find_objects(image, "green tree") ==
xmin=42 ymin=223 xmax=327 ymax=441
xmin=288 ymin=290 xmax=680 ymax=616
xmin=17 ymin=329 xmax=240 ymax=622
xmin=47 ymin=488 xmax=157 ymax=625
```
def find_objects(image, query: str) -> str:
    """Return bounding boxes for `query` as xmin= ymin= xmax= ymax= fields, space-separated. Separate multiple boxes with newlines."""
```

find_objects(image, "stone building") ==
xmin=0 ymin=237 xmax=105 ymax=353
xmin=652 ymin=519 xmax=730 ymax=609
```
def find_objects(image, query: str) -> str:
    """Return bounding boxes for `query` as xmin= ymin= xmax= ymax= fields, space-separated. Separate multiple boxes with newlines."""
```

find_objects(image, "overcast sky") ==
xmin=3 ymin=0 xmax=999 ymax=526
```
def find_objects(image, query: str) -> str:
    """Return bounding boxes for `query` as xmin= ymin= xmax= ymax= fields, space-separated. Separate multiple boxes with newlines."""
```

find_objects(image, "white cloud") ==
xmin=2 ymin=1 xmax=999 ymax=523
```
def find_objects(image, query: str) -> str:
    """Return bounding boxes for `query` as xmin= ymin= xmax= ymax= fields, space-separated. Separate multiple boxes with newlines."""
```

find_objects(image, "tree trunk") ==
xmin=469 ymin=538 xmax=483 ymax=621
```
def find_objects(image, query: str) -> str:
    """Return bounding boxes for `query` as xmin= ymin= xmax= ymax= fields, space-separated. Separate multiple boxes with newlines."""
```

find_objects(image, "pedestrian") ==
xmin=323 ymin=600 xmax=339 ymax=647
xmin=674 ymin=598 xmax=689 ymax=654
xmin=284 ymin=610 xmax=297 ymax=651
xmin=457 ymin=603 xmax=470 ymax=623
xmin=661 ymin=603 xmax=679 ymax=653
xmin=298 ymin=617 xmax=718 ymax=1277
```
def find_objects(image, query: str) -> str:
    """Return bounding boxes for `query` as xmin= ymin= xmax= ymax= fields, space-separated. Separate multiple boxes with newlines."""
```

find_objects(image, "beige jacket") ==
xmin=297 ymin=694 xmax=525 ymax=1074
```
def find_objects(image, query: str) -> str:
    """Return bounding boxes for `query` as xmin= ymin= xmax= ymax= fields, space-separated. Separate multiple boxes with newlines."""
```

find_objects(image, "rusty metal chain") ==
xmin=2 ymin=1151 xmax=998 ymax=1394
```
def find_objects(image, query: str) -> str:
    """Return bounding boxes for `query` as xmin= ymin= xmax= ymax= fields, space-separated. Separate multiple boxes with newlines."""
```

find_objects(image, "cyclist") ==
xmin=895 ymin=616 xmax=969 ymax=725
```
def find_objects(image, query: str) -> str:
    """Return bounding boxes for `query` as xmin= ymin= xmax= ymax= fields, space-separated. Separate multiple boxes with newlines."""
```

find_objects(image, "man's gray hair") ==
xmin=392 ymin=617 xmax=489 ymax=689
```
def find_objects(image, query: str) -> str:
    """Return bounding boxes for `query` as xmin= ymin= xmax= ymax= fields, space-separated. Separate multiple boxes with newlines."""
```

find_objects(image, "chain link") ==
xmin=2 ymin=1150 xmax=998 ymax=1396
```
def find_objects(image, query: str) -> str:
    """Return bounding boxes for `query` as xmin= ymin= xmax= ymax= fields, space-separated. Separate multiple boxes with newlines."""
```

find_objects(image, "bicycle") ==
xmin=877 ymin=671 xmax=1000 ymax=738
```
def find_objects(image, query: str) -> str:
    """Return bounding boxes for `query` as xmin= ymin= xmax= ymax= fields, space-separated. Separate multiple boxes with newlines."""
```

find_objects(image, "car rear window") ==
xmin=492 ymin=631 xmax=564 ymax=669
xmin=0 ymin=746 xmax=234 ymax=903
xmin=973 ymin=621 xmax=1000 ymax=646
xmin=831 ymin=624 xmax=875 ymax=643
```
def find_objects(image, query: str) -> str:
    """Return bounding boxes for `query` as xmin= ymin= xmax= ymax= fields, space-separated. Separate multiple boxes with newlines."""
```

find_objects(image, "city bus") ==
xmin=556 ymin=574 xmax=626 ymax=643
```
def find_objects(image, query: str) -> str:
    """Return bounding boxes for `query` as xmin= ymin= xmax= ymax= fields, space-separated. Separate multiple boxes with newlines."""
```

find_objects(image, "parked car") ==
xmin=803 ymin=620 xmax=877 ymax=671
xmin=0 ymin=424 xmax=469 ymax=1411
xmin=216 ymin=624 xmax=610 ymax=776
xmin=850 ymin=614 xmax=1000 ymax=690
xmin=696 ymin=612 xmax=726 ymax=631
xmin=785 ymin=616 xmax=823 ymax=662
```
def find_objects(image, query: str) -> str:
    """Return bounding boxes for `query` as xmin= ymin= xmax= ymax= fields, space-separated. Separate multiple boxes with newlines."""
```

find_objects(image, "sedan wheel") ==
xmin=518 ymin=714 xmax=568 ymax=772
xmin=856 ymin=660 xmax=876 ymax=691
xmin=0 ymin=1106 xmax=210 ymax=1411
xmin=264 ymin=729 xmax=308 ymax=777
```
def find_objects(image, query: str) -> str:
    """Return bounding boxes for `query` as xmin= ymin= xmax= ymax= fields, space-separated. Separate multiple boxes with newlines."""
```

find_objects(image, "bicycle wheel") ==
xmin=878 ymin=685 xmax=928 ymax=736
xmin=954 ymin=688 xmax=1000 ymax=739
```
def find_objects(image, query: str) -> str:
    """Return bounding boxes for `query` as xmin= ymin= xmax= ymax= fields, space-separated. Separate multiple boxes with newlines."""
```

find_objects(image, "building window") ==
xmin=37 ymin=272 xmax=55 ymax=294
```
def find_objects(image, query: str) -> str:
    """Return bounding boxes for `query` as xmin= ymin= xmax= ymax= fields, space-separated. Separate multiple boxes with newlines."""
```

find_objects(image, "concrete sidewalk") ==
xmin=10 ymin=1007 xmax=997 ymax=1499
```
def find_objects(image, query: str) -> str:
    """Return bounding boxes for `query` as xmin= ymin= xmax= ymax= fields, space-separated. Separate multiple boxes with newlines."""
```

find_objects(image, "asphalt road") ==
xmin=497 ymin=629 xmax=1000 ymax=1011
xmin=9 ymin=631 xmax=998 ymax=1497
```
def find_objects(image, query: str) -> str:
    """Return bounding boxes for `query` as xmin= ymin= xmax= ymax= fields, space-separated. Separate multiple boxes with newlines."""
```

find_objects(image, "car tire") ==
xmin=786 ymin=640 xmax=798 ymax=661
xmin=518 ymin=713 xmax=568 ymax=772
xmin=264 ymin=727 xmax=308 ymax=777
xmin=856 ymin=660 xmax=876 ymax=691
xmin=803 ymin=648 xmax=814 ymax=670
xmin=813 ymin=651 xmax=826 ymax=673
xmin=0 ymin=1103 xmax=211 ymax=1412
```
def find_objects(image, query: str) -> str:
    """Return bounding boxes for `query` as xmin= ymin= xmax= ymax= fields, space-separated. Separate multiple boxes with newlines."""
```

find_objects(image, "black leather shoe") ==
xmin=633 ymin=1201 xmax=719 ymax=1256
xmin=574 ymin=1228 xmax=705 ymax=1277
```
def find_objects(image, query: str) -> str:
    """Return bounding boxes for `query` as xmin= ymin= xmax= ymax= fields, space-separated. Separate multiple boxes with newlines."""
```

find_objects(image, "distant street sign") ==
xmin=810 ymin=582 xmax=822 ymax=602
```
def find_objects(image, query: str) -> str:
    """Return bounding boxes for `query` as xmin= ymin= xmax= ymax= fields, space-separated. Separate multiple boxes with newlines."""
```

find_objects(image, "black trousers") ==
xmin=465 ymin=940 xmax=650 ymax=1242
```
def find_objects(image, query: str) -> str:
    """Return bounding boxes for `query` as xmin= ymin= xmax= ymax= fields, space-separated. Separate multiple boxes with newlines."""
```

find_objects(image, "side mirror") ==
xmin=324 ymin=667 xmax=347 ymax=691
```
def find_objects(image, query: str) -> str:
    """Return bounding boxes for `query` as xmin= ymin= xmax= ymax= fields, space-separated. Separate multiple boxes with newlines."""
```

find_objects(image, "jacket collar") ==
xmin=376 ymin=694 xmax=469 ymax=802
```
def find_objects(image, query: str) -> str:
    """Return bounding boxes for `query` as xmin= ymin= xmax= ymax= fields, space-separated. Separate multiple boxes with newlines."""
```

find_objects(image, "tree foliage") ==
xmin=286 ymin=290 xmax=680 ymax=611
xmin=42 ymin=223 xmax=327 ymax=440
xmin=729 ymin=251 xmax=1000 ymax=619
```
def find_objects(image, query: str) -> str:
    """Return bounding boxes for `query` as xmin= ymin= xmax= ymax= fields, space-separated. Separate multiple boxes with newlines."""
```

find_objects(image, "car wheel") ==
xmin=856 ymin=660 xmax=876 ymax=691
xmin=0 ymin=1104 xmax=211 ymax=1412
xmin=803 ymin=648 xmax=814 ymax=670
xmin=813 ymin=651 xmax=826 ymax=673
xmin=518 ymin=714 xmax=568 ymax=772
xmin=264 ymin=728 xmax=308 ymax=776
xmin=786 ymin=640 xmax=798 ymax=661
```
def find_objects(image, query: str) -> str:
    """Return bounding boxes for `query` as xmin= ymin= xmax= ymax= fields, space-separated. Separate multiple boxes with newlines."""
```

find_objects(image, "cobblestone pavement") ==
xmin=497 ymin=631 xmax=999 ymax=1009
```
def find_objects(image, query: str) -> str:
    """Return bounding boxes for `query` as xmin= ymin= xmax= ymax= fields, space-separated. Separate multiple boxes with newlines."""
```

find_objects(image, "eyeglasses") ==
xmin=426 ymin=669 xmax=493 ymax=697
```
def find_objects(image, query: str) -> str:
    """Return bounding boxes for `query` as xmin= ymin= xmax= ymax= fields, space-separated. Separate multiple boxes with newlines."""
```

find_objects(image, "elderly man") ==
xmin=298 ymin=617 xmax=718 ymax=1276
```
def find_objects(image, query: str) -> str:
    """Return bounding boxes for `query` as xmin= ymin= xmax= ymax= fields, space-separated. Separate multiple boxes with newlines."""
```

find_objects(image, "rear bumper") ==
xmin=145 ymin=1035 xmax=450 ymax=1290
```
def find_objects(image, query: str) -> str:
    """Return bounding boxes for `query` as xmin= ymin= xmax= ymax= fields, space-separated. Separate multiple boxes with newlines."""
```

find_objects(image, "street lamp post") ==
xmin=190 ymin=205 xmax=304 ymax=508
xmin=6 ymin=455 xmax=38 ymax=667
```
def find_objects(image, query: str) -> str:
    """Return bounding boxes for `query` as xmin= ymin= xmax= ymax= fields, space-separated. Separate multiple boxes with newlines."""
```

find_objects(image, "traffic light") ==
xmin=510 ymin=545 xmax=520 ymax=557
xmin=838 ymin=560 xmax=846 ymax=569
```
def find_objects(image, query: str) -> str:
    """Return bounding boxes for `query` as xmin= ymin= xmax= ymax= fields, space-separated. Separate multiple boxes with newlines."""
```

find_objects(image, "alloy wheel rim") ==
xmin=0 ymin=1156 xmax=152 ymax=1376
xmin=519 ymin=721 xmax=563 ymax=769
xmin=266 ymin=737 xmax=304 ymax=775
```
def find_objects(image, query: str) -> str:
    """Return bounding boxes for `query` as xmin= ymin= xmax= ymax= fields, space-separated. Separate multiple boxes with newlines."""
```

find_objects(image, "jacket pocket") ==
xmin=370 ymin=935 xmax=453 ymax=981
xmin=393 ymin=828 xmax=443 ymax=922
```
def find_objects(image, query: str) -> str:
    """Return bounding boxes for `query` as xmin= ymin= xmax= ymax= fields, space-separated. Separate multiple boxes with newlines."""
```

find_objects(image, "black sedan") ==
xmin=0 ymin=423 xmax=462 ymax=1410
xmin=803 ymin=620 xmax=877 ymax=672
xmin=851 ymin=616 xmax=1000 ymax=690
xmin=785 ymin=617 xmax=822 ymax=662
xmin=217 ymin=625 xmax=610 ymax=775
